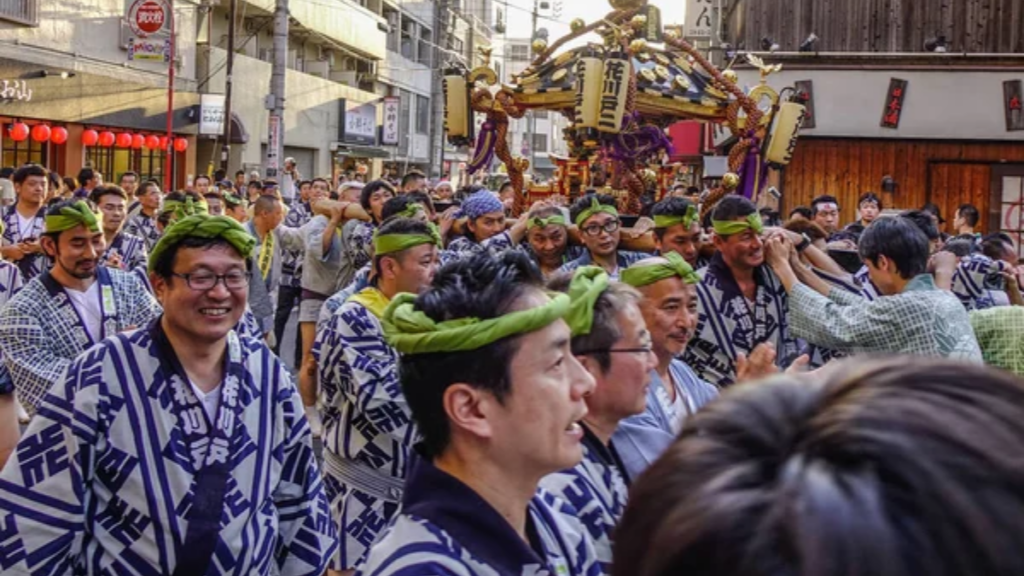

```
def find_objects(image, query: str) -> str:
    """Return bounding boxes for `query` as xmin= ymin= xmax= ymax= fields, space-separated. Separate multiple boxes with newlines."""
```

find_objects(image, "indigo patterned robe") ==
xmin=540 ymin=426 xmax=629 ymax=574
xmin=683 ymin=253 xmax=800 ymax=386
xmin=0 ymin=267 xmax=162 ymax=415
xmin=1 ymin=204 xmax=47 ymax=281
xmin=123 ymin=211 xmax=162 ymax=252
xmin=358 ymin=455 xmax=601 ymax=576
xmin=281 ymin=200 xmax=313 ymax=288
xmin=0 ymin=261 xmax=23 ymax=395
xmin=99 ymin=231 xmax=149 ymax=272
xmin=0 ymin=324 xmax=337 ymax=575
xmin=314 ymin=290 xmax=416 ymax=570
xmin=559 ymin=250 xmax=649 ymax=281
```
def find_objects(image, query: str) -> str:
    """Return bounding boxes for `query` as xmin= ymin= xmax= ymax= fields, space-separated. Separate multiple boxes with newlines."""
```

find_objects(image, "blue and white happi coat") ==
xmin=559 ymin=250 xmax=649 ymax=282
xmin=950 ymin=254 xmax=1011 ymax=310
xmin=99 ymin=231 xmax=149 ymax=272
xmin=0 ymin=323 xmax=337 ymax=575
xmin=447 ymin=231 xmax=516 ymax=257
xmin=281 ymin=200 xmax=313 ymax=287
xmin=0 ymin=266 xmax=162 ymax=415
xmin=613 ymin=361 xmax=719 ymax=481
xmin=1 ymin=204 xmax=48 ymax=281
xmin=0 ymin=261 xmax=24 ymax=395
xmin=540 ymin=426 xmax=629 ymax=574
xmin=314 ymin=289 xmax=417 ymax=570
xmin=683 ymin=253 xmax=800 ymax=387
xmin=123 ymin=211 xmax=162 ymax=252
xmin=358 ymin=455 xmax=602 ymax=576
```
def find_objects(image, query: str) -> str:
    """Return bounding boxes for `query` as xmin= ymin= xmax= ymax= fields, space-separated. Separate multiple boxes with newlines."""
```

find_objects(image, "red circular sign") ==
xmin=130 ymin=0 xmax=166 ymax=36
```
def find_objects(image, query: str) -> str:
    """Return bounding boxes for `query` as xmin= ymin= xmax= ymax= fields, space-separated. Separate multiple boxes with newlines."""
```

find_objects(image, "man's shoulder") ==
xmin=360 ymin=514 xmax=484 ymax=576
xmin=1 ymin=276 xmax=49 ymax=314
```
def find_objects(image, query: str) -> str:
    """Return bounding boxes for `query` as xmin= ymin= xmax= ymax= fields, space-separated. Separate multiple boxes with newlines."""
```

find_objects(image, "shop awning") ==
xmin=335 ymin=145 xmax=391 ymax=159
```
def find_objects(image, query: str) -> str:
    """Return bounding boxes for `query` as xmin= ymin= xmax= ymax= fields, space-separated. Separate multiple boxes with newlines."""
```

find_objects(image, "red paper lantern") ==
xmin=131 ymin=134 xmax=145 ymax=149
xmin=159 ymin=136 xmax=169 ymax=149
xmin=98 ymin=131 xmax=116 ymax=147
xmin=173 ymin=137 xmax=188 ymax=152
xmin=144 ymin=135 xmax=160 ymax=149
xmin=8 ymin=123 xmax=29 ymax=142
xmin=82 ymin=129 xmax=99 ymax=146
xmin=51 ymin=127 xmax=69 ymax=144
xmin=115 ymin=132 xmax=132 ymax=148
xmin=30 ymin=125 xmax=51 ymax=142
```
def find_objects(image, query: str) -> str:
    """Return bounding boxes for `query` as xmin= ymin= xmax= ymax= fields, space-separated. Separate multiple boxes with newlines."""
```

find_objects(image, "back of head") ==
xmin=783 ymin=218 xmax=828 ymax=242
xmin=859 ymin=216 xmax=929 ymax=278
xmin=77 ymin=167 xmax=95 ymax=184
xmin=899 ymin=209 xmax=941 ymax=241
xmin=398 ymin=251 xmax=545 ymax=459
xmin=570 ymin=193 xmax=617 ymax=224
xmin=614 ymin=358 xmax=1024 ymax=576
xmin=957 ymin=203 xmax=980 ymax=227
xmin=401 ymin=171 xmax=425 ymax=189
xmin=711 ymin=194 xmax=757 ymax=222
xmin=981 ymin=233 xmax=1014 ymax=261
xmin=941 ymin=238 xmax=976 ymax=258
xmin=789 ymin=206 xmax=813 ymax=221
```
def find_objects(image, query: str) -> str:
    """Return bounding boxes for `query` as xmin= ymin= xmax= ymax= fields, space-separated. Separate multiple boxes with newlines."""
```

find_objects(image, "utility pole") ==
xmin=265 ymin=0 xmax=288 ymax=179
xmin=431 ymin=0 xmax=449 ymax=180
xmin=164 ymin=0 xmax=176 ymax=192
xmin=221 ymin=0 xmax=236 ymax=172
xmin=528 ymin=0 xmax=538 ymax=181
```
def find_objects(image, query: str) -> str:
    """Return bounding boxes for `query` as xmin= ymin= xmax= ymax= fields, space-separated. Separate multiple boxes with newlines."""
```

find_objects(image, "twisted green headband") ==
xmin=393 ymin=202 xmax=426 ymax=220
xmin=162 ymin=196 xmax=209 ymax=223
xmin=373 ymin=223 xmax=443 ymax=256
xmin=382 ymin=291 xmax=571 ymax=354
xmin=653 ymin=204 xmax=698 ymax=230
xmin=574 ymin=197 xmax=619 ymax=228
xmin=45 ymin=201 xmax=103 ymax=234
xmin=527 ymin=214 xmax=568 ymax=230
xmin=148 ymin=214 xmax=256 ymax=272
xmin=564 ymin=266 xmax=610 ymax=337
xmin=621 ymin=252 xmax=700 ymax=287
xmin=712 ymin=212 xmax=764 ymax=236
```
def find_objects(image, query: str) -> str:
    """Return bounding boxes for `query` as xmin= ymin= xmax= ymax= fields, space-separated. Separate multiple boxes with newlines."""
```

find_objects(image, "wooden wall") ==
xmin=780 ymin=138 xmax=1024 ymax=234
xmin=727 ymin=0 xmax=1024 ymax=54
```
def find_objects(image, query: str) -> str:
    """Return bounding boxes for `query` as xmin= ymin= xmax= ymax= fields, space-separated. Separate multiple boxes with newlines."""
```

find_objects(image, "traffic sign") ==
xmin=128 ymin=0 xmax=168 ymax=37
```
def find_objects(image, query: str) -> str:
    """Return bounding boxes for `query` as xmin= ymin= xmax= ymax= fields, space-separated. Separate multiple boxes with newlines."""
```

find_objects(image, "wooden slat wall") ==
xmin=781 ymin=138 xmax=1024 ymax=234
xmin=730 ymin=0 xmax=1024 ymax=53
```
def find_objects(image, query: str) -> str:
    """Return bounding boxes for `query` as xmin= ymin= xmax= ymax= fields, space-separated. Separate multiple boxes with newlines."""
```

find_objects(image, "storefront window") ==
xmin=85 ymin=146 xmax=164 ymax=185
xmin=1 ymin=136 xmax=47 ymax=170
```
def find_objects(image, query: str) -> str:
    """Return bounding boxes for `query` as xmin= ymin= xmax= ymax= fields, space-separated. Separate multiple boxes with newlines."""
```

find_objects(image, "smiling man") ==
xmin=91 ymin=185 xmax=149 ymax=271
xmin=651 ymin=196 xmax=708 ymax=268
xmin=561 ymin=194 xmax=647 ymax=280
xmin=360 ymin=251 xmax=600 ymax=575
xmin=1 ymin=164 xmax=49 ymax=281
xmin=0 ymin=200 xmax=161 ymax=416
xmin=0 ymin=214 xmax=337 ymax=575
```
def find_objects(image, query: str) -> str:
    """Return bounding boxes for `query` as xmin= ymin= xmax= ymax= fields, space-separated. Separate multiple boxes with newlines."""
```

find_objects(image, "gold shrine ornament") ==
xmin=570 ymin=18 xmax=586 ymax=33
xmin=721 ymin=173 xmax=741 ymax=190
xmin=608 ymin=0 xmax=646 ymax=10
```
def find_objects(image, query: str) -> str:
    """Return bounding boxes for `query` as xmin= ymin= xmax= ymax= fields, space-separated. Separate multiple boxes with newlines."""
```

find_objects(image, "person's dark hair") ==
xmin=686 ymin=186 xmax=700 ymax=195
xmin=788 ymin=206 xmax=813 ymax=221
xmin=570 ymin=193 xmax=617 ymax=225
xmin=194 ymin=174 xmax=211 ymax=185
xmin=858 ymin=191 xmax=883 ymax=210
xmin=89 ymin=185 xmax=127 ymax=204
xmin=406 ymin=190 xmax=435 ymax=214
xmin=401 ymin=171 xmax=426 ymax=189
xmin=783 ymin=219 xmax=828 ymax=242
xmin=941 ymin=238 xmax=975 ymax=258
xmin=252 ymin=194 xmax=280 ymax=216
xmin=900 ymin=209 xmax=940 ymax=241
xmin=118 ymin=171 xmax=138 ymax=184
xmin=42 ymin=199 xmax=99 ymax=242
xmin=311 ymin=177 xmax=330 ymax=189
xmin=76 ymin=167 xmax=96 ymax=186
xmin=213 ymin=169 xmax=226 ymax=182
xmin=547 ymin=272 xmax=640 ymax=372
xmin=614 ymin=357 xmax=1024 ymax=576
xmin=920 ymin=202 xmax=945 ymax=223
xmin=62 ymin=176 xmax=78 ymax=192
xmin=956 ymin=203 xmax=980 ymax=228
xmin=859 ymin=216 xmax=929 ymax=279
xmin=297 ymin=179 xmax=312 ymax=190
xmin=235 ymin=170 xmax=246 ymax=178
xmin=710 ymin=194 xmax=758 ymax=226
xmin=981 ymin=233 xmax=1014 ymax=261
xmin=0 ymin=167 xmax=13 ymax=179
xmin=811 ymin=194 xmax=839 ymax=215
xmin=371 ymin=216 xmax=436 ymax=278
xmin=651 ymin=197 xmax=697 ymax=240
xmin=498 ymin=180 xmax=514 ymax=194
xmin=381 ymin=194 xmax=430 ymax=222
xmin=151 ymin=235 xmax=251 ymax=280
xmin=47 ymin=170 xmax=62 ymax=193
xmin=360 ymin=179 xmax=396 ymax=219
xmin=138 ymin=180 xmax=160 ymax=197
xmin=398 ymin=251 xmax=545 ymax=459
xmin=13 ymin=164 xmax=47 ymax=185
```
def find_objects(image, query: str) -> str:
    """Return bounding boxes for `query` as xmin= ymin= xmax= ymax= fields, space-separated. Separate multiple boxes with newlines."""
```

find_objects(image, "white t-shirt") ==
xmin=189 ymin=379 xmax=223 ymax=423
xmin=15 ymin=212 xmax=35 ymax=240
xmin=64 ymin=282 xmax=103 ymax=343
xmin=654 ymin=377 xmax=692 ymax=435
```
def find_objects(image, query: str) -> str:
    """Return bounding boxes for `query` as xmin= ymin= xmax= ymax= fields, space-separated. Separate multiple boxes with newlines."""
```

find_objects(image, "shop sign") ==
xmin=128 ymin=37 xmax=170 ymax=62
xmin=266 ymin=115 xmax=281 ymax=177
xmin=1005 ymin=80 xmax=1023 ymax=132
xmin=127 ymin=0 xmax=169 ymax=37
xmin=340 ymin=100 xmax=377 ymax=146
xmin=880 ymin=78 xmax=908 ymax=129
xmin=684 ymin=0 xmax=713 ymax=39
xmin=199 ymin=93 xmax=226 ymax=135
xmin=0 ymin=79 xmax=32 ymax=102
xmin=382 ymin=96 xmax=400 ymax=146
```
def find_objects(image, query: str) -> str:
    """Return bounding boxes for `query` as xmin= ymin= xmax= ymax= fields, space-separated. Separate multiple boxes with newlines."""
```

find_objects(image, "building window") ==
xmin=534 ymin=110 xmax=548 ymax=119
xmin=401 ymin=18 xmax=416 ymax=60
xmin=1 ymin=134 xmax=47 ymax=168
xmin=85 ymin=146 xmax=165 ymax=186
xmin=532 ymin=133 xmax=548 ymax=153
xmin=385 ymin=9 xmax=400 ymax=53
xmin=509 ymin=44 xmax=529 ymax=61
xmin=0 ymin=0 xmax=38 ymax=25
xmin=415 ymin=94 xmax=429 ymax=134
xmin=418 ymin=27 xmax=432 ymax=67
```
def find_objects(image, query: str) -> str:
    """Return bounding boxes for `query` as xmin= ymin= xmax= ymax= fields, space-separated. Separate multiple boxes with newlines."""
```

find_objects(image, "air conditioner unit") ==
xmin=305 ymin=60 xmax=330 ymax=78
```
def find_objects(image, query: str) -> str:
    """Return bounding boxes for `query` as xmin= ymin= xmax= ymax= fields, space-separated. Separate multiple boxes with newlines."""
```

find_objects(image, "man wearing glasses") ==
xmin=0 ymin=214 xmax=336 ymax=575
xmin=561 ymin=194 xmax=647 ymax=280
xmin=541 ymin=267 xmax=657 ymax=573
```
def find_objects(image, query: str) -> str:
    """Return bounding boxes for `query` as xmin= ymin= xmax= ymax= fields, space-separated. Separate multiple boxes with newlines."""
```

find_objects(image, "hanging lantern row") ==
xmin=5 ymin=123 xmax=188 ymax=152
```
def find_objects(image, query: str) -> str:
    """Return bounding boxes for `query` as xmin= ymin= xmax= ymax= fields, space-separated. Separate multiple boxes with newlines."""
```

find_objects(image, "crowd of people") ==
xmin=0 ymin=160 xmax=1023 ymax=576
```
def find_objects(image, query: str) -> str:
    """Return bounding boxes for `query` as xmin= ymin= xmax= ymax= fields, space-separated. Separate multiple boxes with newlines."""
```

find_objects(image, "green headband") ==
xmin=564 ymin=266 xmax=610 ymax=337
xmin=382 ymin=291 xmax=571 ymax=354
xmin=162 ymin=196 xmax=210 ymax=222
xmin=223 ymin=192 xmax=245 ymax=207
xmin=653 ymin=205 xmax=698 ymax=230
xmin=574 ymin=197 xmax=619 ymax=228
xmin=45 ymin=201 xmax=103 ymax=234
xmin=527 ymin=214 xmax=568 ymax=230
xmin=394 ymin=203 xmax=426 ymax=220
xmin=621 ymin=251 xmax=700 ymax=287
xmin=148 ymin=214 xmax=256 ymax=272
xmin=712 ymin=212 xmax=764 ymax=236
xmin=373 ymin=224 xmax=442 ymax=256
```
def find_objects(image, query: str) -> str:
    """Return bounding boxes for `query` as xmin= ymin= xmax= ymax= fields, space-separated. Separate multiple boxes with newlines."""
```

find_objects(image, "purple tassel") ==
xmin=467 ymin=121 xmax=497 ymax=174
xmin=738 ymin=136 xmax=762 ymax=200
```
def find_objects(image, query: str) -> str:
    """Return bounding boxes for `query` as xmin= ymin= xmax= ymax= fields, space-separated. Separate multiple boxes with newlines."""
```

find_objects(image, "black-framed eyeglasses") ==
xmin=172 ymin=271 xmax=251 ymax=291
xmin=581 ymin=220 xmax=621 ymax=237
